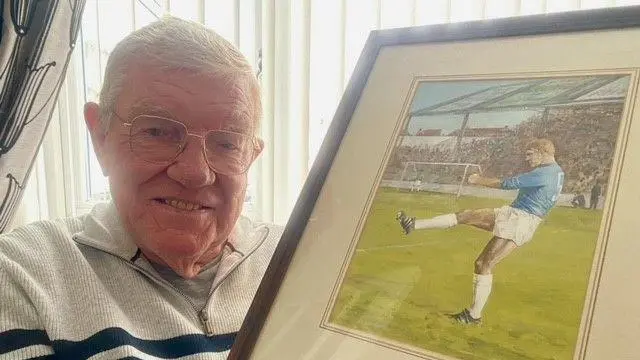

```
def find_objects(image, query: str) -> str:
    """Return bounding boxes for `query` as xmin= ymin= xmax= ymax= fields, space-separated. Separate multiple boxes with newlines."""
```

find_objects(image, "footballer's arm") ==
xmin=467 ymin=173 xmax=503 ymax=188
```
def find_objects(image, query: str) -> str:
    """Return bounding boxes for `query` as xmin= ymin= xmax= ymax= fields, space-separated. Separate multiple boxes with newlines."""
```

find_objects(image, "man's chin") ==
xmin=141 ymin=233 xmax=225 ymax=272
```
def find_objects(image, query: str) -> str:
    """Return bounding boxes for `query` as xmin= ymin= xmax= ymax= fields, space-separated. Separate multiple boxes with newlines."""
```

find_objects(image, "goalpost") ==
xmin=399 ymin=161 xmax=482 ymax=198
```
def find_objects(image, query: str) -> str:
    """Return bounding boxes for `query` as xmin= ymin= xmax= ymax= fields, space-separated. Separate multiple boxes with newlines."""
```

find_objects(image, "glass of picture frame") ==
xmin=230 ymin=5 xmax=640 ymax=360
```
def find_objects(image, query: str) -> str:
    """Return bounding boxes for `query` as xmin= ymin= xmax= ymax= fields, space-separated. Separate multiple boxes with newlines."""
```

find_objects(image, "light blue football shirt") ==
xmin=500 ymin=162 xmax=565 ymax=218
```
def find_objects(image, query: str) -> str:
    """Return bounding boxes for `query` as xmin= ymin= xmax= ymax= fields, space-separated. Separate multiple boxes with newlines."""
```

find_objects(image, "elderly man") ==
xmin=0 ymin=17 xmax=281 ymax=359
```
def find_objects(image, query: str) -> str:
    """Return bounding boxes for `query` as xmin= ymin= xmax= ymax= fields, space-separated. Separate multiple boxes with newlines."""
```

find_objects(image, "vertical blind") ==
xmin=10 ymin=0 xmax=640 ymax=230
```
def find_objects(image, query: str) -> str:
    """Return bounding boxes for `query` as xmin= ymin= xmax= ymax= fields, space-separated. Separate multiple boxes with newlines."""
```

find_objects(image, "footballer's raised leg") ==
xmin=396 ymin=208 xmax=494 ymax=235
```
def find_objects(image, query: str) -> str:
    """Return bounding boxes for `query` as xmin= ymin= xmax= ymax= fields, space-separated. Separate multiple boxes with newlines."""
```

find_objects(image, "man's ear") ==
xmin=84 ymin=102 xmax=110 ymax=176
xmin=252 ymin=138 xmax=265 ymax=161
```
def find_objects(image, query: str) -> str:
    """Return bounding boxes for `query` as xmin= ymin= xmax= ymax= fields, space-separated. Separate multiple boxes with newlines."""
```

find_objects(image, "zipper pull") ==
xmin=199 ymin=310 xmax=215 ymax=336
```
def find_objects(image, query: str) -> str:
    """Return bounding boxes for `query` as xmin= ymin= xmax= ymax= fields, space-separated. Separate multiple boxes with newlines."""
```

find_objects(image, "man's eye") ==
xmin=220 ymin=142 xmax=239 ymax=151
xmin=145 ymin=128 xmax=164 ymax=136
xmin=142 ymin=128 xmax=176 ymax=139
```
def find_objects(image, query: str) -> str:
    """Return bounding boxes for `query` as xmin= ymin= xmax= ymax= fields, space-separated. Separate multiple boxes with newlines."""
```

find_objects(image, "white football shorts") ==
xmin=493 ymin=206 xmax=543 ymax=246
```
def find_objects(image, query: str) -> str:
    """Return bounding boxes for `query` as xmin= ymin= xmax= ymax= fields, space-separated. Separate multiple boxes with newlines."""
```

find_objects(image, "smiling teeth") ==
xmin=163 ymin=199 xmax=202 ymax=210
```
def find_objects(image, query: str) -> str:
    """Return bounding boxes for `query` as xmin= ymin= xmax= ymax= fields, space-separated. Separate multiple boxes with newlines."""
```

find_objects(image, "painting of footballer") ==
xmin=396 ymin=138 xmax=565 ymax=324
xmin=326 ymin=74 xmax=631 ymax=360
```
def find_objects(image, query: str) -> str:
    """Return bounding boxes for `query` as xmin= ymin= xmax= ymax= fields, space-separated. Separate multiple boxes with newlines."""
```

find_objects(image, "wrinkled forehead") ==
xmin=117 ymin=65 xmax=258 ymax=134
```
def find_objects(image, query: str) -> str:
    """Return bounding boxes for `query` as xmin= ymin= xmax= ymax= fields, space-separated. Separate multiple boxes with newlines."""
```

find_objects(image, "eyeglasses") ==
xmin=117 ymin=114 xmax=258 ymax=175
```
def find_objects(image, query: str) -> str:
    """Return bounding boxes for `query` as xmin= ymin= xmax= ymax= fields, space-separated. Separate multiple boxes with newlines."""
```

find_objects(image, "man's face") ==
xmin=88 ymin=63 xmax=262 ymax=278
xmin=525 ymin=148 xmax=543 ymax=168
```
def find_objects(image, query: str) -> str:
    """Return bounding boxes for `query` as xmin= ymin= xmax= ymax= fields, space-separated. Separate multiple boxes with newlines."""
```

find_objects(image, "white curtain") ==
xmin=9 ymin=0 xmax=640 ymax=230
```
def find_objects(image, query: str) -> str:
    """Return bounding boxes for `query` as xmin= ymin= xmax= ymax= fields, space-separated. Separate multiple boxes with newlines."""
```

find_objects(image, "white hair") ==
xmin=98 ymin=16 xmax=261 ymax=133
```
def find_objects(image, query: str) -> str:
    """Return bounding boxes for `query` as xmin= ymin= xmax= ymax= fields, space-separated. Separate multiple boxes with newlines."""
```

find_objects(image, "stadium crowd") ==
xmin=385 ymin=103 xmax=622 ymax=197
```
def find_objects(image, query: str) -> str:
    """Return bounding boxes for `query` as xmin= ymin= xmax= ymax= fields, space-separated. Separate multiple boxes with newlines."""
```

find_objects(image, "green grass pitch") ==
xmin=328 ymin=187 xmax=602 ymax=360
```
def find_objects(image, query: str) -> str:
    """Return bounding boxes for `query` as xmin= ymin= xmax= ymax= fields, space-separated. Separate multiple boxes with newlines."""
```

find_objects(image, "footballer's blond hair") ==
xmin=527 ymin=138 xmax=556 ymax=156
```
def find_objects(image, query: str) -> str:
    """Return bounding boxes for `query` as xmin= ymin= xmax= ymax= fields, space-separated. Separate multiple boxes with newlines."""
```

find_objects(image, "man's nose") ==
xmin=166 ymin=136 xmax=216 ymax=188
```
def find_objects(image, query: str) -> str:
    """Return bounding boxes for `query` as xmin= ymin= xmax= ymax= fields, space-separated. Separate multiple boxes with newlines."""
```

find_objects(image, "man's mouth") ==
xmin=154 ymin=198 xmax=211 ymax=211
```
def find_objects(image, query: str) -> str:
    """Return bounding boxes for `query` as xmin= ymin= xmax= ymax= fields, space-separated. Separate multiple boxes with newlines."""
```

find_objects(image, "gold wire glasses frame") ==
xmin=116 ymin=113 xmax=258 ymax=175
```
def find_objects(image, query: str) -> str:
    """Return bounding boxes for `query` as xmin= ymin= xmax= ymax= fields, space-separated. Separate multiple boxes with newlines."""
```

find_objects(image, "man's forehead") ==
xmin=119 ymin=66 xmax=259 ymax=133
xmin=128 ymin=98 xmax=247 ymax=113
xmin=121 ymin=65 xmax=256 ymax=121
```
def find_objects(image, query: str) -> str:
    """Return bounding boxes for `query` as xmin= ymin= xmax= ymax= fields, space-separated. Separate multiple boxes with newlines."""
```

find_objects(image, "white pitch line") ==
xmin=356 ymin=242 xmax=430 ymax=252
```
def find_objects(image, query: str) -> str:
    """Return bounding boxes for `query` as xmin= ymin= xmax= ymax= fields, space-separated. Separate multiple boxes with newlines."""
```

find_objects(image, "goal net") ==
xmin=398 ymin=161 xmax=482 ymax=198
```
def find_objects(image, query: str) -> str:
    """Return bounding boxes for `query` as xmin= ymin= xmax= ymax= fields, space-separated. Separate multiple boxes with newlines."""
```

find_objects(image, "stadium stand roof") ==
xmin=411 ymin=74 xmax=630 ymax=116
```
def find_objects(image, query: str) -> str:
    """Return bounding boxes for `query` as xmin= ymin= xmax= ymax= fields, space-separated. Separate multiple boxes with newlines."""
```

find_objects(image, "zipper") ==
xmin=134 ymin=261 xmax=216 ymax=336
xmin=119 ymin=255 xmax=215 ymax=334
xmin=200 ymin=226 xmax=271 ymax=310
xmin=199 ymin=310 xmax=215 ymax=336
xmin=72 ymin=224 xmax=271 ymax=337
xmin=74 ymin=236 xmax=208 ymax=332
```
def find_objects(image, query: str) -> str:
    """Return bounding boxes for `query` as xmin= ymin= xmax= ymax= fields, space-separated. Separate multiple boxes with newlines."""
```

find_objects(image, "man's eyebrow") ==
xmin=128 ymin=101 xmax=174 ymax=118
xmin=221 ymin=125 xmax=250 ymax=134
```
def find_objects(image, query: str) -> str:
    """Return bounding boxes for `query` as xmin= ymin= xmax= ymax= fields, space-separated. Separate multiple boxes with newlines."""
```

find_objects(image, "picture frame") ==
xmin=230 ymin=6 xmax=640 ymax=360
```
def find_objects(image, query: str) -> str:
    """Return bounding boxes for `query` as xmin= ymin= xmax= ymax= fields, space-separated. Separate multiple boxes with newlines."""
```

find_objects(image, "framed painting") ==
xmin=231 ymin=5 xmax=640 ymax=360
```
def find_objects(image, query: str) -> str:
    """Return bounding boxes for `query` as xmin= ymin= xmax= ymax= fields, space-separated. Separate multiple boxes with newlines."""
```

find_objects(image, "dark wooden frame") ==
xmin=229 ymin=5 xmax=640 ymax=359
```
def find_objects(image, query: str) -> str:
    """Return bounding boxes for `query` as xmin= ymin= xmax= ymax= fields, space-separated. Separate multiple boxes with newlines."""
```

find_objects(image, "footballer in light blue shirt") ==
xmin=501 ymin=159 xmax=565 ymax=218
xmin=395 ymin=139 xmax=564 ymax=325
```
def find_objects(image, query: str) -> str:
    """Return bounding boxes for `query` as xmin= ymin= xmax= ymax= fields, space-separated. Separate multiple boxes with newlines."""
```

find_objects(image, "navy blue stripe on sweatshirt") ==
xmin=0 ymin=329 xmax=51 ymax=354
xmin=50 ymin=328 xmax=236 ymax=358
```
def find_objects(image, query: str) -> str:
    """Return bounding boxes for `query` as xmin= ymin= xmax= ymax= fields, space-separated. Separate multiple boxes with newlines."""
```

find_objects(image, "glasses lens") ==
xmin=130 ymin=116 xmax=186 ymax=163
xmin=205 ymin=130 xmax=253 ymax=174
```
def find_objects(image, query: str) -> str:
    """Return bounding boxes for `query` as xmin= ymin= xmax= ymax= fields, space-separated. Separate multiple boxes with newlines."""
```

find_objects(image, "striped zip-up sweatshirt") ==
xmin=0 ymin=202 xmax=282 ymax=359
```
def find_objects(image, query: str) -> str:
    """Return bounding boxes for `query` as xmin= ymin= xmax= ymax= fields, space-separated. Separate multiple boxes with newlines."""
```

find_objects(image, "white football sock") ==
xmin=469 ymin=273 xmax=493 ymax=319
xmin=414 ymin=213 xmax=458 ymax=229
